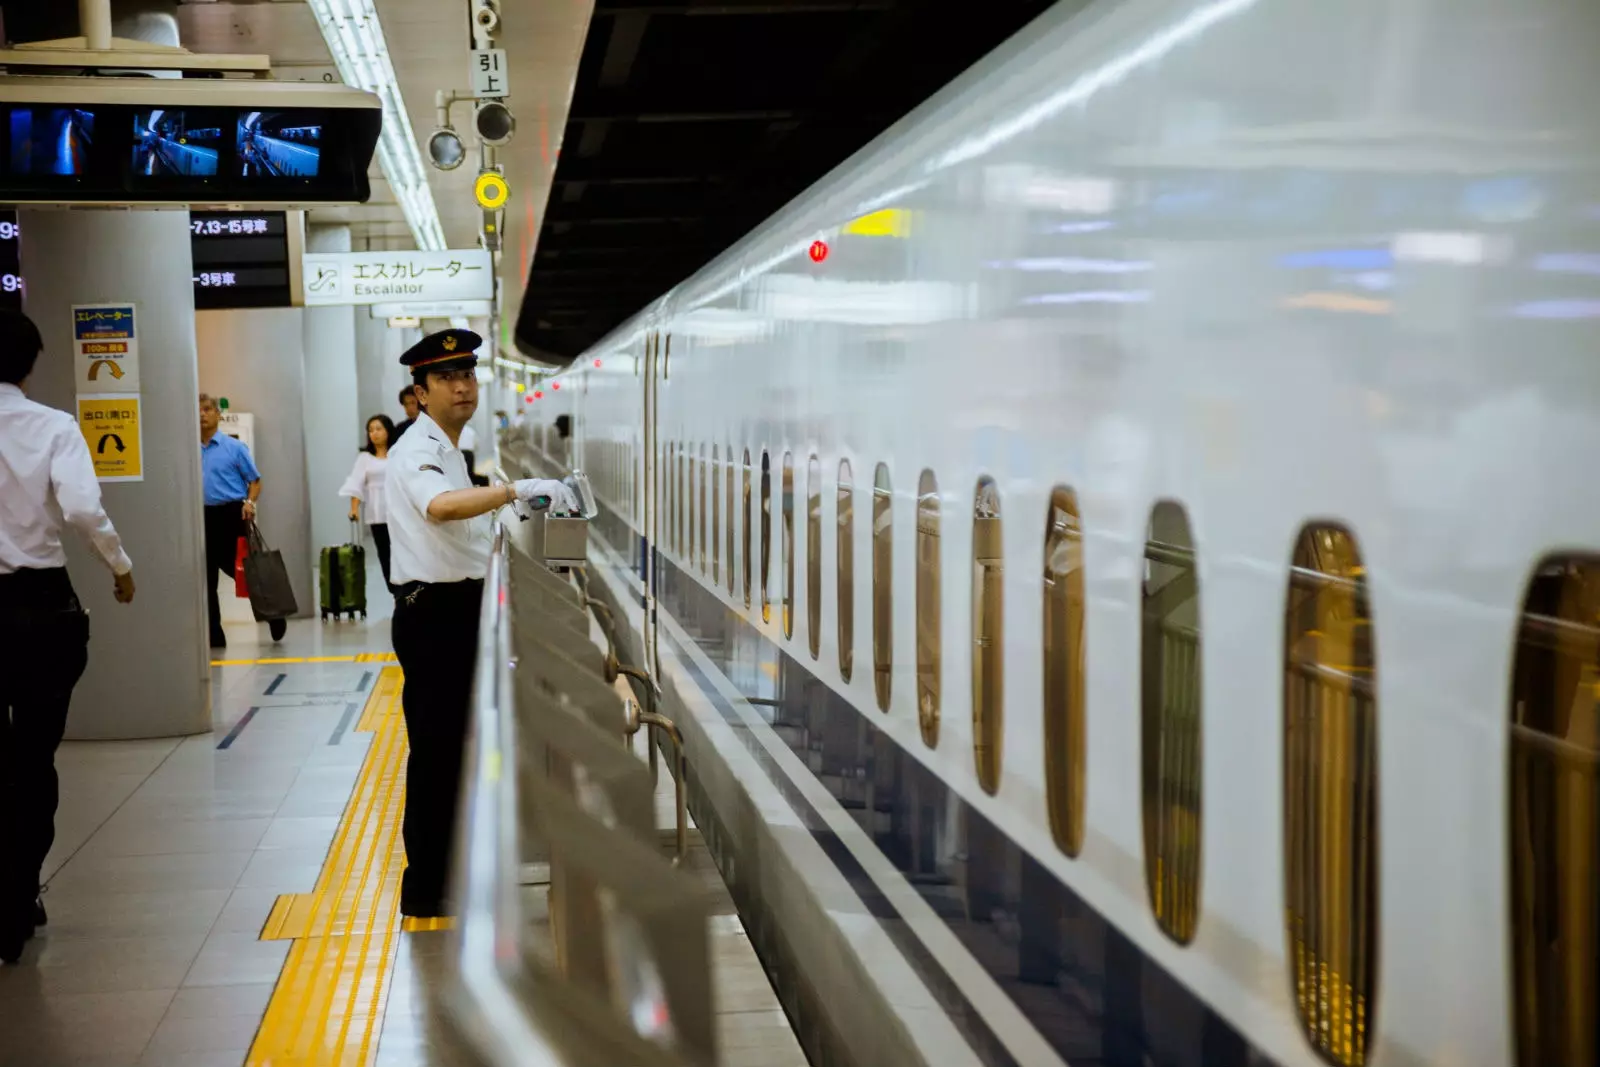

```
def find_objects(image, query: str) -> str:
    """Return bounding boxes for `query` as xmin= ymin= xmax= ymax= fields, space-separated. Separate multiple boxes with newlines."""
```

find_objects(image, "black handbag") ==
xmin=243 ymin=520 xmax=299 ymax=621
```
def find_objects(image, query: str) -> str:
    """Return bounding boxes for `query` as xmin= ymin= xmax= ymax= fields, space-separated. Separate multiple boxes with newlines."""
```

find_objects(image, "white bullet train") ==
xmin=511 ymin=1 xmax=1600 ymax=1065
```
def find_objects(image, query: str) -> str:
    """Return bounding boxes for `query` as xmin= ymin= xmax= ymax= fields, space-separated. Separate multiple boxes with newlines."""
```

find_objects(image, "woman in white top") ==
xmin=339 ymin=414 xmax=396 ymax=588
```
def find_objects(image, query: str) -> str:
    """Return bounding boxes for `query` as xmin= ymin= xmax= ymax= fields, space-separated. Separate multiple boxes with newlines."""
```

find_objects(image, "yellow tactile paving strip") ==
xmin=210 ymin=652 xmax=400 ymax=667
xmin=247 ymin=666 xmax=409 ymax=1067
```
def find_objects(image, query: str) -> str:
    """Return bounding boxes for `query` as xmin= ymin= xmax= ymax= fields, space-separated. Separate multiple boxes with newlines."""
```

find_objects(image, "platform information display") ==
xmin=0 ymin=210 xmax=19 ymax=312
xmin=0 ymin=102 xmax=380 ymax=205
xmin=192 ymin=211 xmax=292 ymax=309
xmin=301 ymin=249 xmax=492 ymax=307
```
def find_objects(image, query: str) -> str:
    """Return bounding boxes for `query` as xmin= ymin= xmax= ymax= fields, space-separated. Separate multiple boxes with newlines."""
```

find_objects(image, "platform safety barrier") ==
xmin=435 ymin=488 xmax=713 ymax=1064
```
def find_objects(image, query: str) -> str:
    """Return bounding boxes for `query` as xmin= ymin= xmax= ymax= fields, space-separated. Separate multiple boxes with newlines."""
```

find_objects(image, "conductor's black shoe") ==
xmin=0 ymin=915 xmax=24 ymax=965
xmin=268 ymin=618 xmax=287 ymax=641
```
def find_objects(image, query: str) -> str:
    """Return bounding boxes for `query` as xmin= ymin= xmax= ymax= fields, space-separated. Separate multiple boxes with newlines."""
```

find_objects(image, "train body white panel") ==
xmin=516 ymin=1 xmax=1600 ymax=1064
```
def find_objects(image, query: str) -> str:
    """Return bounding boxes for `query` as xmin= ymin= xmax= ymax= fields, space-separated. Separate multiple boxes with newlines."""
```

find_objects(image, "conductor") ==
xmin=385 ymin=328 xmax=573 ymax=918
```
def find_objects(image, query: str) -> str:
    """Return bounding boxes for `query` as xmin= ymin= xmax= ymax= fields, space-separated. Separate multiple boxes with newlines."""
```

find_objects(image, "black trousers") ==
xmin=369 ymin=523 xmax=392 ymax=589
xmin=203 ymin=502 xmax=246 ymax=647
xmin=391 ymin=578 xmax=483 ymax=914
xmin=0 ymin=568 xmax=89 ymax=922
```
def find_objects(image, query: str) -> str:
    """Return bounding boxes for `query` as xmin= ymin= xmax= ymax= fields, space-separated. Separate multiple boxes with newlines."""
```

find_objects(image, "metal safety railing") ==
xmin=435 ymin=515 xmax=715 ymax=1067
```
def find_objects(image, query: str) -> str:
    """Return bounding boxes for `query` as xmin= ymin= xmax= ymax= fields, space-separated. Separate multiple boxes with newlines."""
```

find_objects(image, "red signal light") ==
xmin=552 ymin=381 xmax=560 ymax=390
xmin=594 ymin=359 xmax=602 ymax=368
xmin=808 ymin=240 xmax=829 ymax=263
xmin=533 ymin=390 xmax=543 ymax=399
xmin=524 ymin=395 xmax=534 ymax=403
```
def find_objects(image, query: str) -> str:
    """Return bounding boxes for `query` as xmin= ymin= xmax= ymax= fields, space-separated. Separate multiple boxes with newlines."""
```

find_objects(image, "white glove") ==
xmin=513 ymin=478 xmax=579 ymax=514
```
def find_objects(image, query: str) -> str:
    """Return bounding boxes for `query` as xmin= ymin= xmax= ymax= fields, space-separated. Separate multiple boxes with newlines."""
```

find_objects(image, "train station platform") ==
xmin=0 ymin=598 xmax=806 ymax=1067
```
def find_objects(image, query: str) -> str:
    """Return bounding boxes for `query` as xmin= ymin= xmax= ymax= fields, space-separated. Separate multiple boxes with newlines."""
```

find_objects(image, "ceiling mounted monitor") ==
xmin=0 ymin=77 xmax=380 ymax=207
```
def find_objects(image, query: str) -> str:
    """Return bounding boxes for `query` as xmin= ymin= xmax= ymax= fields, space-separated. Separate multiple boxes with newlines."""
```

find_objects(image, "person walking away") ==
xmin=385 ymin=328 xmax=573 ymax=917
xmin=199 ymin=393 xmax=284 ymax=647
xmin=392 ymin=387 xmax=420 ymax=443
xmin=0 ymin=310 xmax=137 ymax=964
xmin=340 ymin=414 xmax=396 ymax=589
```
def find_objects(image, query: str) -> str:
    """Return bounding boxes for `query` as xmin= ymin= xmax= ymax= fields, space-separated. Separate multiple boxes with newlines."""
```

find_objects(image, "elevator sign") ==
xmin=73 ymin=302 xmax=140 ymax=393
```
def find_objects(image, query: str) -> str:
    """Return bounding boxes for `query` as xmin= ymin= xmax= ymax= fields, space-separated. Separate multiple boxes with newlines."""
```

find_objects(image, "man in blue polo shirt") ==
xmin=199 ymin=393 xmax=284 ymax=647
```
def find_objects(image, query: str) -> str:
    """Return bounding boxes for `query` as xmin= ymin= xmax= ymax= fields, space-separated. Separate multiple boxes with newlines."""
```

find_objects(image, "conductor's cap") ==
xmin=400 ymin=329 xmax=482 ymax=373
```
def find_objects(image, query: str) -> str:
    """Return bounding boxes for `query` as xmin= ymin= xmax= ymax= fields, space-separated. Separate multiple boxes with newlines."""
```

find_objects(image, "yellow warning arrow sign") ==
xmin=88 ymin=359 xmax=125 ymax=381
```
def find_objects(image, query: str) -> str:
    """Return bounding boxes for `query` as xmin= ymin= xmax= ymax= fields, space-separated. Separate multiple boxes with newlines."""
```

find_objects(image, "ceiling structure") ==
xmin=517 ymin=0 xmax=1060 ymax=361
xmin=0 ymin=0 xmax=590 ymax=349
xmin=0 ymin=0 xmax=1061 ymax=361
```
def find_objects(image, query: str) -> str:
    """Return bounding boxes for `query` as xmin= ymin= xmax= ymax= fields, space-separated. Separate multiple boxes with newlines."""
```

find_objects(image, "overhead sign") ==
xmin=192 ymin=211 xmax=292 ymax=310
xmin=470 ymin=49 xmax=509 ymax=99
xmin=370 ymin=299 xmax=492 ymax=319
xmin=77 ymin=394 xmax=143 ymax=482
xmin=73 ymin=303 xmax=140 ymax=393
xmin=301 ymin=249 xmax=492 ymax=307
xmin=474 ymin=171 xmax=509 ymax=210
xmin=0 ymin=211 xmax=21 ymax=312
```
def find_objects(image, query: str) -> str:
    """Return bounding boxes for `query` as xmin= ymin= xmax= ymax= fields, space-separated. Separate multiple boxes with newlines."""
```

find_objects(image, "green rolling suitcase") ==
xmin=319 ymin=522 xmax=367 ymax=621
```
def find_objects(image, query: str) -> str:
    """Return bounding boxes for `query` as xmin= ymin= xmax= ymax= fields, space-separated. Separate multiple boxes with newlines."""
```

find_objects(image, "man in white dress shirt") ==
xmin=0 ymin=311 xmax=136 ymax=964
xmin=385 ymin=328 xmax=572 ymax=917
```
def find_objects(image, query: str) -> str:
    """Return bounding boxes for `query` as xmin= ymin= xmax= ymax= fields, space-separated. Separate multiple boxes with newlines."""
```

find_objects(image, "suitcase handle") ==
xmin=350 ymin=518 xmax=362 ymax=544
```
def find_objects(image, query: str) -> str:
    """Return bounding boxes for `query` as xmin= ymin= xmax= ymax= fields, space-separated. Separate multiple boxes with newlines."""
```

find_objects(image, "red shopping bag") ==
xmin=234 ymin=536 xmax=250 ymax=597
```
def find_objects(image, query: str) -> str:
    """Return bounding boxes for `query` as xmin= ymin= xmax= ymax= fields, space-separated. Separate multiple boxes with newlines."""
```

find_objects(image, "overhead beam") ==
xmin=570 ymin=108 xmax=804 ymax=124
xmin=595 ymin=1 xmax=893 ymax=13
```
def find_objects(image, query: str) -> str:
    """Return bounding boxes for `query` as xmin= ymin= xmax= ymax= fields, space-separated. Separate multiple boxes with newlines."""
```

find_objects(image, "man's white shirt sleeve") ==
xmin=50 ymin=415 xmax=132 ymax=575
xmin=392 ymin=445 xmax=457 ymax=521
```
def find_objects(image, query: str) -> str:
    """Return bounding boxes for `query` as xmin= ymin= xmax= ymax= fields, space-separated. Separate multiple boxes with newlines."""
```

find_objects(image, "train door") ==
xmin=642 ymin=330 xmax=662 ymax=680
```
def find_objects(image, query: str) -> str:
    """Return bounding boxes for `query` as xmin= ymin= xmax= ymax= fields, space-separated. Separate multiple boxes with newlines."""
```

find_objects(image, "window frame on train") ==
xmin=916 ymin=469 xmax=941 ymax=747
xmin=1043 ymin=486 xmax=1087 ymax=857
xmin=1140 ymin=499 xmax=1203 ymax=946
xmin=873 ymin=463 xmax=893 ymax=713
xmin=1284 ymin=522 xmax=1379 ymax=1067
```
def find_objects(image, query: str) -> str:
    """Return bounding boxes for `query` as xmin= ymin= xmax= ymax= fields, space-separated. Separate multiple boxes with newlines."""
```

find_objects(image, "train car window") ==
xmin=915 ymin=470 xmax=941 ymax=747
xmin=712 ymin=445 xmax=721 ymax=583
xmin=760 ymin=450 xmax=772 ymax=624
xmin=1140 ymin=500 xmax=1203 ymax=945
xmin=742 ymin=449 xmax=753 ymax=608
xmin=837 ymin=460 xmax=855 ymax=683
xmin=1510 ymin=555 xmax=1600 ymax=1067
xmin=700 ymin=444 xmax=709 ymax=575
xmin=782 ymin=453 xmax=795 ymax=639
xmin=973 ymin=477 xmax=1003 ymax=793
xmin=1044 ymin=487 xmax=1086 ymax=856
xmin=761 ymin=451 xmax=774 ymax=627
xmin=726 ymin=445 xmax=736 ymax=597
xmin=1285 ymin=524 xmax=1378 ymax=1067
xmin=873 ymin=464 xmax=893 ymax=713
xmin=807 ymin=454 xmax=822 ymax=660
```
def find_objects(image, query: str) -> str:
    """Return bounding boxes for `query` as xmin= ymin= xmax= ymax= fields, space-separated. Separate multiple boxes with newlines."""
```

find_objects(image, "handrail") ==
xmin=441 ymin=521 xmax=566 ymax=1064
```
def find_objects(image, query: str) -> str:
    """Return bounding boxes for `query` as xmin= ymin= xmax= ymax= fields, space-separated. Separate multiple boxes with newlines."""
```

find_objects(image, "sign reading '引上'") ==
xmin=300 ymin=249 xmax=492 ymax=307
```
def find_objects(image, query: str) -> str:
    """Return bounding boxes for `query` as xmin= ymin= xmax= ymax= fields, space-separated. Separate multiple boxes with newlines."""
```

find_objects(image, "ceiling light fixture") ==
xmin=305 ymin=0 xmax=446 ymax=252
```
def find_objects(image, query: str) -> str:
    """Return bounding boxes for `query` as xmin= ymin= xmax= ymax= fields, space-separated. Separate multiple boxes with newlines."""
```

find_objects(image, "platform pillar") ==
xmin=22 ymin=210 xmax=211 ymax=739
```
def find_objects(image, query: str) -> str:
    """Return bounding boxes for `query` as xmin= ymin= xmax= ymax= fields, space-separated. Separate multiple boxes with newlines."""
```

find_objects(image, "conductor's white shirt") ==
xmin=0 ymin=383 xmax=132 ymax=575
xmin=386 ymin=412 xmax=493 ymax=584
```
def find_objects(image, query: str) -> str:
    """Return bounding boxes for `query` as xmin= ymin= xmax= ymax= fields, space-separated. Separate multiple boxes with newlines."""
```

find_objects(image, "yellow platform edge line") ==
xmin=246 ymin=666 xmax=411 ymax=1067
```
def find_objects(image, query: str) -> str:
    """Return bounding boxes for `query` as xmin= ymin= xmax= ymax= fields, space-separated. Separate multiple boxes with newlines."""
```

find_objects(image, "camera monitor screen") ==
xmin=132 ymin=109 xmax=223 ymax=178
xmin=238 ymin=111 xmax=321 ymax=179
xmin=10 ymin=108 xmax=94 ymax=176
